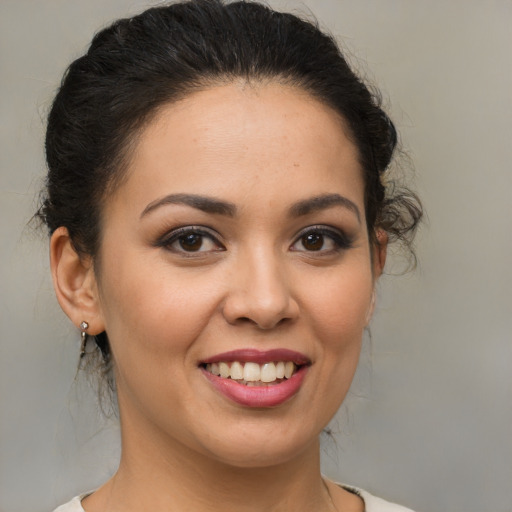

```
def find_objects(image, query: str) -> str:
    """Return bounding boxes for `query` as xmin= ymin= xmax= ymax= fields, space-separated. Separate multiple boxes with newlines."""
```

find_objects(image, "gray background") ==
xmin=1 ymin=1 xmax=511 ymax=511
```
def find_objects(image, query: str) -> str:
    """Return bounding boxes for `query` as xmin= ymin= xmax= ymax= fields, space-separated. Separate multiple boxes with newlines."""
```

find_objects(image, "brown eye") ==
xmin=301 ymin=232 xmax=324 ymax=251
xmin=179 ymin=233 xmax=204 ymax=251
xmin=290 ymin=226 xmax=353 ymax=254
xmin=158 ymin=227 xmax=224 ymax=255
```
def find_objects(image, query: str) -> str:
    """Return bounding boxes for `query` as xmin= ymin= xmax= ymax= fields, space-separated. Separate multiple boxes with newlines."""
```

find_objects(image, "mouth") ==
xmin=200 ymin=349 xmax=310 ymax=407
xmin=201 ymin=360 xmax=300 ymax=386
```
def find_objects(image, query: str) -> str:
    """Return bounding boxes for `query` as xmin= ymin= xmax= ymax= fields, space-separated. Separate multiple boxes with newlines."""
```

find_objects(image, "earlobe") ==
xmin=50 ymin=227 xmax=104 ymax=334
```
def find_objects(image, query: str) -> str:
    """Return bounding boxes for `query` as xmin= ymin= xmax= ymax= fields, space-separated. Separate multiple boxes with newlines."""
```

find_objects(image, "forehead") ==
xmin=111 ymin=82 xmax=364 ymax=216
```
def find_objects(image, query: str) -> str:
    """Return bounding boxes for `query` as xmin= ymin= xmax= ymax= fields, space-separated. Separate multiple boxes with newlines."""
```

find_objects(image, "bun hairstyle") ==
xmin=38 ymin=0 xmax=422 ymax=369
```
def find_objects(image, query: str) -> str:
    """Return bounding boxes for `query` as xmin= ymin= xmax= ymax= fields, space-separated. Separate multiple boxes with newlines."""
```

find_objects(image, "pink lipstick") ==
xmin=200 ymin=349 xmax=310 ymax=408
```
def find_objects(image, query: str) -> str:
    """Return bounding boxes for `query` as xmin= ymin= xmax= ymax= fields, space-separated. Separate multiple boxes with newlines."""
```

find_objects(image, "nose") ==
xmin=221 ymin=248 xmax=299 ymax=330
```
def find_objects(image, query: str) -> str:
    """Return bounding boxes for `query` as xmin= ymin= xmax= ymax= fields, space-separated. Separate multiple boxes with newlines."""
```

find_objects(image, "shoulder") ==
xmin=52 ymin=493 xmax=90 ymax=512
xmin=341 ymin=484 xmax=417 ymax=512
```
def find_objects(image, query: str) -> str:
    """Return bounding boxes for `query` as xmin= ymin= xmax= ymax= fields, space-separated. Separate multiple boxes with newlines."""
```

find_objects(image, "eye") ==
xmin=300 ymin=232 xmax=326 ymax=251
xmin=158 ymin=227 xmax=224 ymax=254
xmin=290 ymin=226 xmax=353 ymax=253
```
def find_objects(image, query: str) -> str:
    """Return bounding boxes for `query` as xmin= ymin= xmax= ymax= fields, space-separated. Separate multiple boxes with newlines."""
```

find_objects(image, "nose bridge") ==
xmin=223 ymin=242 xmax=297 ymax=329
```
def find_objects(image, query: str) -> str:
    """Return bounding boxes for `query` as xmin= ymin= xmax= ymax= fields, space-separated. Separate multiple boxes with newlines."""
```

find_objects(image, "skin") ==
xmin=51 ymin=82 xmax=386 ymax=512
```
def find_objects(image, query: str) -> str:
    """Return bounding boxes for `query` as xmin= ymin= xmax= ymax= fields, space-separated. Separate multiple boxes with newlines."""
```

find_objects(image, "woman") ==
xmin=39 ymin=1 xmax=422 ymax=510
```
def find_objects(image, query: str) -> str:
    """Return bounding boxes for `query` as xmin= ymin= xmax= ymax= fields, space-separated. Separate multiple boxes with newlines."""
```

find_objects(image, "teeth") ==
xmin=219 ymin=361 xmax=230 ymax=378
xmin=205 ymin=361 xmax=299 ymax=384
xmin=275 ymin=361 xmax=285 ymax=379
xmin=243 ymin=362 xmax=261 ymax=382
xmin=284 ymin=361 xmax=294 ymax=379
xmin=261 ymin=362 xmax=277 ymax=383
xmin=230 ymin=361 xmax=244 ymax=380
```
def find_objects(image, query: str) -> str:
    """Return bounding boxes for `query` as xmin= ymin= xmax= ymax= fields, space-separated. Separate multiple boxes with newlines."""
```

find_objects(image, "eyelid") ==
xmin=290 ymin=225 xmax=354 ymax=252
xmin=154 ymin=224 xmax=353 ymax=255
xmin=156 ymin=225 xmax=225 ymax=253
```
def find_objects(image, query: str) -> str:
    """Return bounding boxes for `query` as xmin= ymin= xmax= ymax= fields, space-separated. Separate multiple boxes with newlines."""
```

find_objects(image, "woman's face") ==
xmin=93 ymin=83 xmax=382 ymax=467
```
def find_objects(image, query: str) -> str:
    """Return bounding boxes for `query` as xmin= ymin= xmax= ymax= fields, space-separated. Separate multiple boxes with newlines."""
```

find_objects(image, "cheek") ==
xmin=298 ymin=260 xmax=373 ymax=402
xmin=96 ymin=260 xmax=225 ymax=432
xmin=275 ymin=264 xmax=373 ymax=434
xmin=302 ymin=263 xmax=374 ymax=345
xmin=97 ymin=255 xmax=222 ymax=366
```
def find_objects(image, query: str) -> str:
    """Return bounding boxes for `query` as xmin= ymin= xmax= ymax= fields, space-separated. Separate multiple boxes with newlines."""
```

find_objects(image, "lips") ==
xmin=200 ymin=349 xmax=310 ymax=407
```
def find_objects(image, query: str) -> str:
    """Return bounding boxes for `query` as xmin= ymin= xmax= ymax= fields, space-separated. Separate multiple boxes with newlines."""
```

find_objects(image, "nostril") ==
xmin=221 ymin=285 xmax=299 ymax=329
xmin=237 ymin=316 xmax=283 ymax=329
xmin=230 ymin=316 xmax=256 ymax=326
xmin=230 ymin=315 xmax=287 ymax=330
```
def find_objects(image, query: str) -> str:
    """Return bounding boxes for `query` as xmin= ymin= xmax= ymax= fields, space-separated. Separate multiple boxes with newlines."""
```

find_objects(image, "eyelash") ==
xmin=155 ymin=225 xmax=353 ymax=256
xmin=156 ymin=226 xmax=225 ymax=255
xmin=290 ymin=226 xmax=354 ymax=254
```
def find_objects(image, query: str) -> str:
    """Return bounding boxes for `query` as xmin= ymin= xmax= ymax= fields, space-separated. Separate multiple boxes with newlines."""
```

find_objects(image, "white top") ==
xmin=53 ymin=486 xmax=416 ymax=512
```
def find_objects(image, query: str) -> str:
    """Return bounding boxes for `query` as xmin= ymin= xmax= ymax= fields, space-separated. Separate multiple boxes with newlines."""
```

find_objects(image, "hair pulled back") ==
xmin=38 ymin=0 xmax=422 ymax=367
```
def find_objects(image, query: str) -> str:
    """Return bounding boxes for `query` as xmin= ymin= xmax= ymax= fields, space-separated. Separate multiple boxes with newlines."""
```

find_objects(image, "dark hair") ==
xmin=38 ymin=0 xmax=422 ymax=368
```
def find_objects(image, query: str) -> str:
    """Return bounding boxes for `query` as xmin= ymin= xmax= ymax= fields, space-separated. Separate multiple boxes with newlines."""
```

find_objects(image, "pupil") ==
xmin=303 ymin=233 xmax=323 ymax=251
xmin=179 ymin=233 xmax=202 ymax=251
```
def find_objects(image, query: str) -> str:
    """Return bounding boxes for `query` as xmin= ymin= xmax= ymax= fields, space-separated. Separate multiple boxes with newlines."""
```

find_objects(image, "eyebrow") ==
xmin=289 ymin=193 xmax=361 ymax=223
xmin=140 ymin=192 xmax=361 ymax=223
xmin=140 ymin=193 xmax=237 ymax=218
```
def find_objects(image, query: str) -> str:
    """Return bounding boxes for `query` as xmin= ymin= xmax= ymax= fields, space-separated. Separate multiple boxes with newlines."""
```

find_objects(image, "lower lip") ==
xmin=201 ymin=366 xmax=308 ymax=408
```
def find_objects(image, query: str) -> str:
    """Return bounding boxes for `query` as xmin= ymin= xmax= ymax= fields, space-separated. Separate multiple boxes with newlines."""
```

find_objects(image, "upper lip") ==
xmin=201 ymin=349 xmax=310 ymax=366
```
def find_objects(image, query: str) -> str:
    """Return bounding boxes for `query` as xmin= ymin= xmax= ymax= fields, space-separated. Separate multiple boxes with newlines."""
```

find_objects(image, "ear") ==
xmin=365 ymin=229 xmax=388 ymax=325
xmin=373 ymin=229 xmax=388 ymax=279
xmin=50 ymin=227 xmax=105 ymax=334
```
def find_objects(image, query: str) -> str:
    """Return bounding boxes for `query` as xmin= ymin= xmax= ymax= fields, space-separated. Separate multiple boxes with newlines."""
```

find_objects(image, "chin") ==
xmin=194 ymin=417 xmax=322 ymax=469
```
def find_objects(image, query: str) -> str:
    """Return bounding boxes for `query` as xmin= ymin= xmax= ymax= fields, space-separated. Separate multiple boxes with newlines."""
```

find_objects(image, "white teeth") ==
xmin=205 ymin=360 xmax=299 ymax=384
xmin=261 ymin=362 xmax=277 ymax=383
xmin=230 ymin=361 xmax=244 ymax=380
xmin=243 ymin=362 xmax=261 ymax=382
xmin=219 ymin=361 xmax=230 ymax=378
xmin=275 ymin=361 xmax=285 ymax=379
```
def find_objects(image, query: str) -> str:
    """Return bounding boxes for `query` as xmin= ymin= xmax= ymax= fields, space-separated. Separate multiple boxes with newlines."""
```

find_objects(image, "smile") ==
xmin=200 ymin=349 xmax=310 ymax=407
xmin=203 ymin=361 xmax=298 ymax=386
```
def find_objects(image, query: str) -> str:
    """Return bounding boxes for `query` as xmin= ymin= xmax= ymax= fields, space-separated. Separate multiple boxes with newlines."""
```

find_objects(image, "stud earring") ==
xmin=79 ymin=321 xmax=89 ymax=358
